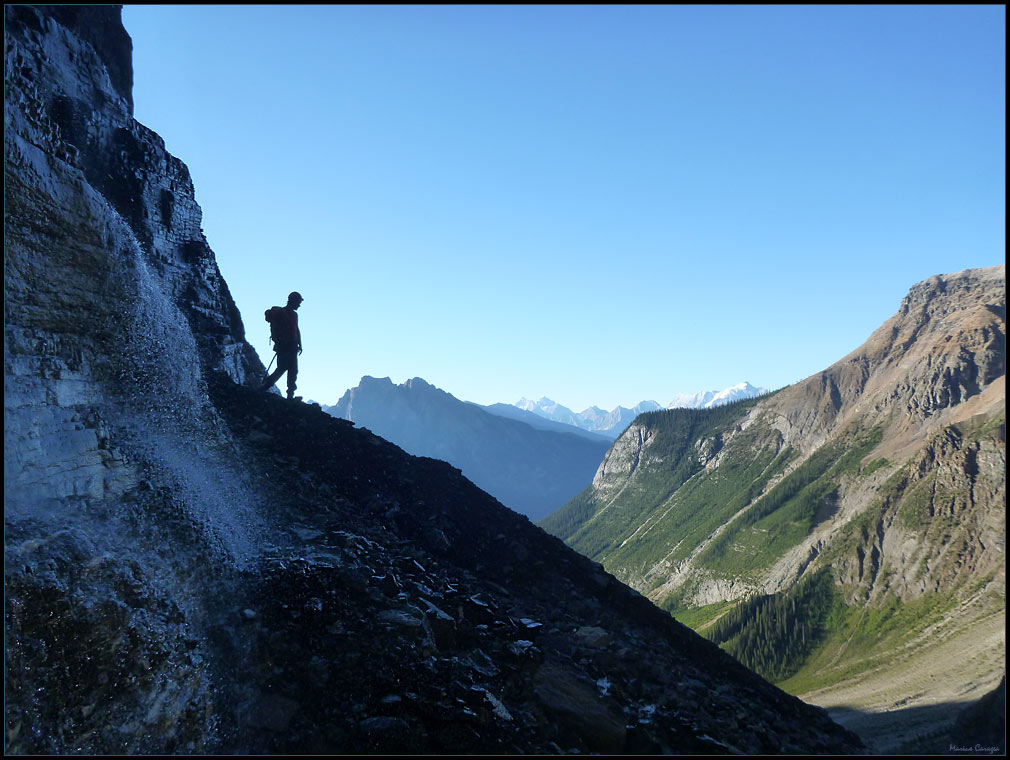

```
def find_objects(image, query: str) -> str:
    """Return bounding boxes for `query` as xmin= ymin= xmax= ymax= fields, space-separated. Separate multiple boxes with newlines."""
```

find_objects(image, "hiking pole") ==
xmin=266 ymin=352 xmax=277 ymax=372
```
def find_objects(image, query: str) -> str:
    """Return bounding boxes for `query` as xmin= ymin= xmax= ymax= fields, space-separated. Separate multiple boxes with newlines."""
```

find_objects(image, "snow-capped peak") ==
xmin=667 ymin=382 xmax=767 ymax=410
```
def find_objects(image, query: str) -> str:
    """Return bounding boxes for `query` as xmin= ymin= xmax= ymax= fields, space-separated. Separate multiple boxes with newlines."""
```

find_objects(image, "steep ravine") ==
xmin=541 ymin=266 xmax=1004 ymax=752
xmin=5 ymin=6 xmax=862 ymax=755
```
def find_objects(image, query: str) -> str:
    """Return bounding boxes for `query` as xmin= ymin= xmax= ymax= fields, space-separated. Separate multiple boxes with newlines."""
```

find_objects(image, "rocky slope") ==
xmin=4 ymin=6 xmax=862 ymax=754
xmin=323 ymin=376 xmax=609 ymax=521
xmin=541 ymin=265 xmax=1005 ymax=748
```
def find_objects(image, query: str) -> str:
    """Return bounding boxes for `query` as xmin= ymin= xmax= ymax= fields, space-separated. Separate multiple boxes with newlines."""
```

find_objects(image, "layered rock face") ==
xmin=5 ymin=7 xmax=268 ymax=752
xmin=5 ymin=3 xmax=262 ymax=515
xmin=753 ymin=265 xmax=1005 ymax=603
xmin=831 ymin=417 xmax=1005 ymax=603
xmin=4 ymin=6 xmax=862 ymax=755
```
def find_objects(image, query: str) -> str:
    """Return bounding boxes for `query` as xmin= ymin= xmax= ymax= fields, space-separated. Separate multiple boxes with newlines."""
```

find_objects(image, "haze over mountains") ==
xmin=513 ymin=398 xmax=663 ymax=440
xmin=511 ymin=382 xmax=769 ymax=441
xmin=321 ymin=379 xmax=770 ymax=517
xmin=471 ymin=402 xmax=612 ymax=441
xmin=323 ymin=376 xmax=612 ymax=521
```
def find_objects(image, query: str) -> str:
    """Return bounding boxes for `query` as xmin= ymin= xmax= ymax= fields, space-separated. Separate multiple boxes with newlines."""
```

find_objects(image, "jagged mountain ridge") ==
xmin=515 ymin=397 xmax=663 ymax=440
xmin=543 ymin=265 xmax=1005 ymax=603
xmin=668 ymin=381 xmax=770 ymax=410
xmin=322 ymin=376 xmax=610 ymax=520
xmin=3 ymin=6 xmax=862 ymax=754
xmin=474 ymin=401 xmax=612 ymax=442
xmin=514 ymin=383 xmax=770 ymax=440
xmin=540 ymin=265 xmax=1005 ymax=750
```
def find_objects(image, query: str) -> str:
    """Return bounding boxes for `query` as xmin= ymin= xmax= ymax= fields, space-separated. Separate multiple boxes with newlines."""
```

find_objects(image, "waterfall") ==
xmin=105 ymin=220 xmax=272 ymax=569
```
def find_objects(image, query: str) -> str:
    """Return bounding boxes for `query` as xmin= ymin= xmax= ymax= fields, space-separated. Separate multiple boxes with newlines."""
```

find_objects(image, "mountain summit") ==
xmin=514 ymin=384 xmax=770 ymax=440
xmin=668 ymin=381 xmax=769 ymax=409
xmin=541 ymin=264 xmax=1005 ymax=751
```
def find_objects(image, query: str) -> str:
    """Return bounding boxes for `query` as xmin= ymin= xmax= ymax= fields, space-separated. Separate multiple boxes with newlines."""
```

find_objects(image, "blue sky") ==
xmin=122 ymin=5 xmax=1005 ymax=410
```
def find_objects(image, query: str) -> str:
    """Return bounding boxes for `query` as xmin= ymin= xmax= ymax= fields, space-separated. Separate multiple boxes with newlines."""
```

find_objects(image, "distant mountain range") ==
xmin=509 ymin=383 xmax=769 ymax=440
xmin=320 ymin=380 xmax=771 ymax=514
xmin=320 ymin=380 xmax=769 ymax=516
xmin=667 ymin=381 xmax=770 ymax=410
xmin=474 ymin=402 xmax=612 ymax=442
xmin=511 ymin=398 xmax=662 ymax=440
xmin=322 ymin=377 xmax=610 ymax=520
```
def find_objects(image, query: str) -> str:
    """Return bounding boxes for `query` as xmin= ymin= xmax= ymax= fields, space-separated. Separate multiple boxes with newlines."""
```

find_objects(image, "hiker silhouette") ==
xmin=261 ymin=291 xmax=303 ymax=399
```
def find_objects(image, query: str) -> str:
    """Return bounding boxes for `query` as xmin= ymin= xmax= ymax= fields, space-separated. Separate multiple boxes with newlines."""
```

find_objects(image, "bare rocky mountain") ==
xmin=4 ymin=6 xmax=862 ymax=754
xmin=541 ymin=265 xmax=1005 ymax=751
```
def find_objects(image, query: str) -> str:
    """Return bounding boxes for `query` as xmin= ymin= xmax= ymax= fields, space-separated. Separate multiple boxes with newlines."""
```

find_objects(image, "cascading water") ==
xmin=107 ymin=230 xmax=272 ymax=569
xmin=5 ymin=188 xmax=282 ymax=752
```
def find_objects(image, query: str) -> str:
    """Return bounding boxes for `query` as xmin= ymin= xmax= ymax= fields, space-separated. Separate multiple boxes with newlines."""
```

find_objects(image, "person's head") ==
xmin=287 ymin=291 xmax=304 ymax=309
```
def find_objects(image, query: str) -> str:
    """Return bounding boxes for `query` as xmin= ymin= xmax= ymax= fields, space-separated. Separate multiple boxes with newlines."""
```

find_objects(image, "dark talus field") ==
xmin=5 ymin=5 xmax=862 ymax=754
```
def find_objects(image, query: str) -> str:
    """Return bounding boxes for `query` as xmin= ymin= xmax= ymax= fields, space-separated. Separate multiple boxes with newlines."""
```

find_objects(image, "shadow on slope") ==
xmin=826 ymin=681 xmax=1006 ymax=755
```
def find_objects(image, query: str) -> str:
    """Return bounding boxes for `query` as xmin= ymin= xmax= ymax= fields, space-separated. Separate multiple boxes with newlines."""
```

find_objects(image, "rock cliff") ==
xmin=5 ymin=3 xmax=262 ymax=531
xmin=4 ymin=6 xmax=861 ymax=754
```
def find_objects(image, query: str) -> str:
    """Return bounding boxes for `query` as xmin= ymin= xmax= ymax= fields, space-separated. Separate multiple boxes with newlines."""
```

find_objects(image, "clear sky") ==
xmin=122 ymin=5 xmax=1005 ymax=411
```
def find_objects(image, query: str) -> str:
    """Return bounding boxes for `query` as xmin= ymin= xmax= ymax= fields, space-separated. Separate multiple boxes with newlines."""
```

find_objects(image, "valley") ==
xmin=5 ymin=5 xmax=1002 ymax=755
xmin=799 ymin=598 xmax=1004 ymax=753
xmin=541 ymin=264 xmax=1006 ymax=752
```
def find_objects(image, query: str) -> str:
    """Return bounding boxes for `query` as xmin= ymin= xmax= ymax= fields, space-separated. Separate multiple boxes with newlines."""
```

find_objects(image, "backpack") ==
xmin=264 ymin=306 xmax=284 ymax=344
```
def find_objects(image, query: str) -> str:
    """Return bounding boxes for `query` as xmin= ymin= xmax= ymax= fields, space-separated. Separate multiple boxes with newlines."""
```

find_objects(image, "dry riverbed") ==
xmin=799 ymin=607 xmax=1004 ymax=753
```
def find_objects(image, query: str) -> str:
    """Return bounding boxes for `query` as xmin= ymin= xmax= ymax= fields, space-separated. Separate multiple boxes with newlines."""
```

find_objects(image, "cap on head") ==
xmin=288 ymin=291 xmax=304 ymax=304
